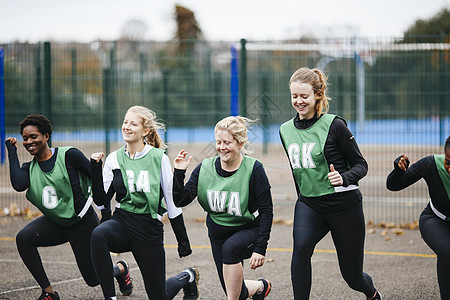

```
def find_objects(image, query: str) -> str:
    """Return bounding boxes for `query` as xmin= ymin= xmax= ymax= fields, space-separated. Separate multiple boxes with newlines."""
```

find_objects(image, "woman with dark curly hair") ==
xmin=387 ymin=136 xmax=450 ymax=299
xmin=5 ymin=114 xmax=132 ymax=300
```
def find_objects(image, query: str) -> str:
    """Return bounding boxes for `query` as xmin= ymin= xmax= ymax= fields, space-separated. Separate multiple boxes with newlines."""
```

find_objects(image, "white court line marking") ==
xmin=0 ymin=187 xmax=16 ymax=193
xmin=0 ymin=278 xmax=80 ymax=295
xmin=0 ymin=267 xmax=140 ymax=296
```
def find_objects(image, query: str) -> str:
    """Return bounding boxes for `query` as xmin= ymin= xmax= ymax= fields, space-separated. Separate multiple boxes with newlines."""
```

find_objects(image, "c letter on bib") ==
xmin=42 ymin=186 xmax=58 ymax=209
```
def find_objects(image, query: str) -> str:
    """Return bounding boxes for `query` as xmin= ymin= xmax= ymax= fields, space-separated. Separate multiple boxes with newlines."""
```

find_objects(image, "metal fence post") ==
xmin=43 ymin=41 xmax=52 ymax=147
xmin=162 ymin=69 xmax=169 ymax=146
xmin=336 ymin=74 xmax=343 ymax=115
xmin=35 ymin=43 xmax=42 ymax=112
xmin=261 ymin=73 xmax=269 ymax=155
xmin=439 ymin=33 xmax=447 ymax=145
xmin=355 ymin=51 xmax=365 ymax=133
xmin=239 ymin=39 xmax=247 ymax=117
xmin=0 ymin=48 xmax=5 ymax=164
xmin=140 ymin=52 xmax=146 ymax=105
xmin=213 ymin=71 xmax=222 ymax=122
xmin=103 ymin=68 xmax=111 ymax=155
xmin=230 ymin=46 xmax=239 ymax=116
xmin=109 ymin=43 xmax=117 ymax=131
xmin=71 ymin=48 xmax=78 ymax=128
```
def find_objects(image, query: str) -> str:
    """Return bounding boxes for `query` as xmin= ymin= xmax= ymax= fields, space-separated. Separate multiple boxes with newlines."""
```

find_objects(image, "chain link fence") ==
xmin=0 ymin=36 xmax=448 ymax=223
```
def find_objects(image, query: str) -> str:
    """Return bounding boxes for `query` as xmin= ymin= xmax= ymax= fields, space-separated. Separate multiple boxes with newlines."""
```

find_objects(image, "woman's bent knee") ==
xmin=16 ymin=227 xmax=33 ymax=247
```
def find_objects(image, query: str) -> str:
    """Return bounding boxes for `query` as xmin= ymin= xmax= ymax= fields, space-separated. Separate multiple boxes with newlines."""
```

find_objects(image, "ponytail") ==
xmin=289 ymin=67 xmax=331 ymax=116
xmin=126 ymin=106 xmax=167 ymax=149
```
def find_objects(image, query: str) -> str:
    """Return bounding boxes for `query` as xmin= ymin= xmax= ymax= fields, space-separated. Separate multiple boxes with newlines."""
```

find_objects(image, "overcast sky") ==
xmin=0 ymin=0 xmax=448 ymax=43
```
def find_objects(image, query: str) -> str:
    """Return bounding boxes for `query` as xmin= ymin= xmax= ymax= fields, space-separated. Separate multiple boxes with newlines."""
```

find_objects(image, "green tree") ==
xmin=367 ymin=8 xmax=449 ymax=119
xmin=404 ymin=8 xmax=450 ymax=42
xmin=174 ymin=5 xmax=202 ymax=55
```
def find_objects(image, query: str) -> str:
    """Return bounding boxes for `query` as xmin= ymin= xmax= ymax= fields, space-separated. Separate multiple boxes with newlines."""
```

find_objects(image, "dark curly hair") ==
xmin=19 ymin=114 xmax=52 ymax=139
xmin=445 ymin=135 xmax=450 ymax=152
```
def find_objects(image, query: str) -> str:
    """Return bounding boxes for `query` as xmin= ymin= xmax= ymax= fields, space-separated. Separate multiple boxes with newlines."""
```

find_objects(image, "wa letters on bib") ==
xmin=197 ymin=156 xmax=258 ymax=226
xmin=206 ymin=190 xmax=242 ymax=216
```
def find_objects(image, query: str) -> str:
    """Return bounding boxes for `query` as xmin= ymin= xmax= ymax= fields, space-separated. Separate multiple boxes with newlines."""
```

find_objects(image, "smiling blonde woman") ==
xmin=89 ymin=106 xmax=199 ymax=300
xmin=173 ymin=116 xmax=273 ymax=300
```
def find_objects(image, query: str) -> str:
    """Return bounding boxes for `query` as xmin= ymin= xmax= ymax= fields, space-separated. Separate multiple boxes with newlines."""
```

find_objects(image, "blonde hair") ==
xmin=289 ymin=67 xmax=330 ymax=116
xmin=126 ymin=106 xmax=167 ymax=149
xmin=214 ymin=116 xmax=255 ymax=154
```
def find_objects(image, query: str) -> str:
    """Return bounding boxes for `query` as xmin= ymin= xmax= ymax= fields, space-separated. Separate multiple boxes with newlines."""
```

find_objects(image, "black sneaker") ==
xmin=183 ymin=267 xmax=199 ymax=300
xmin=115 ymin=260 xmax=133 ymax=296
xmin=37 ymin=290 xmax=60 ymax=300
xmin=252 ymin=279 xmax=271 ymax=300
xmin=367 ymin=291 xmax=382 ymax=300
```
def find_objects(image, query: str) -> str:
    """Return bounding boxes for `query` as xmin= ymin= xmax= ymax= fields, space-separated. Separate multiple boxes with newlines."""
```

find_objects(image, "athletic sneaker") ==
xmin=115 ymin=260 xmax=133 ymax=296
xmin=182 ymin=267 xmax=200 ymax=300
xmin=252 ymin=279 xmax=272 ymax=300
xmin=367 ymin=291 xmax=382 ymax=300
xmin=37 ymin=290 xmax=60 ymax=300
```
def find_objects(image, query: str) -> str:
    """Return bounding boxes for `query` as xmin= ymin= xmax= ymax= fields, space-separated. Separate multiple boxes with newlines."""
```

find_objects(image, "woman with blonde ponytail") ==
xmin=89 ymin=106 xmax=199 ymax=300
xmin=129 ymin=105 xmax=167 ymax=149
xmin=173 ymin=116 xmax=274 ymax=300
xmin=280 ymin=68 xmax=381 ymax=299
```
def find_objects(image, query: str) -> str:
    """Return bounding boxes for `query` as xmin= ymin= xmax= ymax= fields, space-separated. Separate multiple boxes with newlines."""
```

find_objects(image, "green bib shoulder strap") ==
xmin=434 ymin=155 xmax=450 ymax=199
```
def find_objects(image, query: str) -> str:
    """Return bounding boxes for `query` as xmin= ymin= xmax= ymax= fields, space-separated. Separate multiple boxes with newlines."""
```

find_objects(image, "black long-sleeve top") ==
xmin=173 ymin=157 xmax=273 ymax=256
xmin=280 ymin=113 xmax=368 ymax=212
xmin=387 ymin=155 xmax=450 ymax=217
xmin=6 ymin=141 xmax=92 ymax=215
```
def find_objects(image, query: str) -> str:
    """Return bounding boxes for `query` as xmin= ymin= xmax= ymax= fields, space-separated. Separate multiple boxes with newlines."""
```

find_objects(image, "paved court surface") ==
xmin=0 ymin=205 xmax=440 ymax=299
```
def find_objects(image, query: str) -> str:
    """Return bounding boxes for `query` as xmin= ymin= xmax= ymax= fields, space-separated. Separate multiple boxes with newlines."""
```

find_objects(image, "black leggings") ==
xmin=419 ymin=204 xmax=450 ymax=300
xmin=207 ymin=217 xmax=257 ymax=300
xmin=291 ymin=200 xmax=375 ymax=299
xmin=90 ymin=218 xmax=189 ymax=299
xmin=15 ymin=208 xmax=99 ymax=289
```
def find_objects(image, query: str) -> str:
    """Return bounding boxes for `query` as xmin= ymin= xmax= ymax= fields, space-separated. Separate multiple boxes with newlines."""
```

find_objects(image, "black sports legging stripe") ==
xmin=419 ymin=204 xmax=450 ymax=300
xmin=90 ymin=218 xmax=189 ymax=299
xmin=207 ymin=217 xmax=257 ymax=300
xmin=15 ymin=208 xmax=100 ymax=290
xmin=291 ymin=200 xmax=375 ymax=299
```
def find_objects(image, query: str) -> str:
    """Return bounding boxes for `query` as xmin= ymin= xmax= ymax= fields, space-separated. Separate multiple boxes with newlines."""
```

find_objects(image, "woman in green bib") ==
xmin=387 ymin=136 xmax=450 ymax=299
xmin=5 ymin=114 xmax=131 ymax=300
xmin=90 ymin=106 xmax=198 ymax=300
xmin=280 ymin=67 xmax=381 ymax=300
xmin=173 ymin=116 xmax=273 ymax=300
